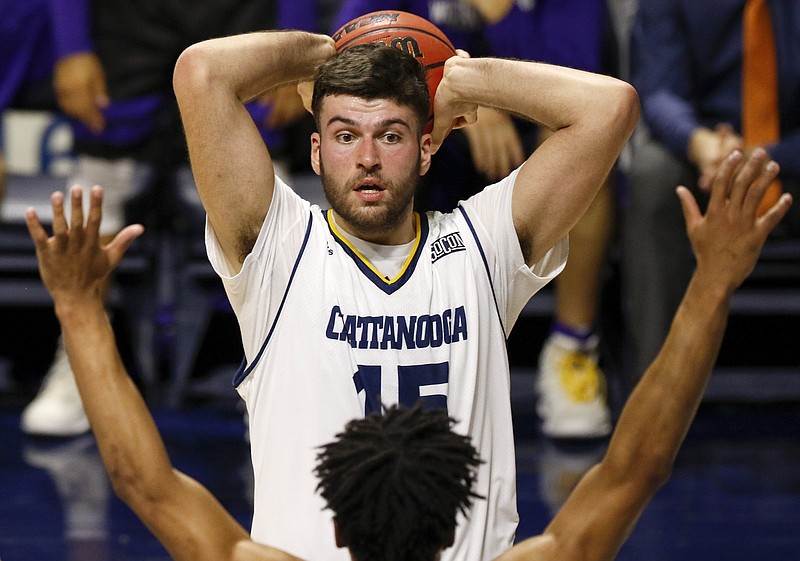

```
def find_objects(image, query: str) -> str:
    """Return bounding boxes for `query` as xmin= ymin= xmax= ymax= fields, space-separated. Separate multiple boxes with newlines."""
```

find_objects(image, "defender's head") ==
xmin=316 ymin=405 xmax=481 ymax=561
xmin=315 ymin=404 xmax=483 ymax=561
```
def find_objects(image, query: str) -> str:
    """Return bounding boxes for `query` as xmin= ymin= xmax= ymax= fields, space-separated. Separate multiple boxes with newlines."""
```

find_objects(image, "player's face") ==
xmin=311 ymin=95 xmax=432 ymax=244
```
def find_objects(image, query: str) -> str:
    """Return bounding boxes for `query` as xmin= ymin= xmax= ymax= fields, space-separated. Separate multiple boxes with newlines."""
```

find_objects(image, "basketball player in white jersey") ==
xmin=25 ymin=147 xmax=791 ymax=561
xmin=169 ymin=29 xmax=638 ymax=561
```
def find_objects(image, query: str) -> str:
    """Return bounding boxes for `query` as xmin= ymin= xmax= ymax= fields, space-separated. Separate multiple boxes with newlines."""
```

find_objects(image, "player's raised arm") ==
xmin=173 ymin=31 xmax=335 ymax=271
xmin=495 ymin=150 xmax=791 ymax=561
xmin=26 ymin=186 xmax=298 ymax=561
xmin=431 ymin=55 xmax=638 ymax=266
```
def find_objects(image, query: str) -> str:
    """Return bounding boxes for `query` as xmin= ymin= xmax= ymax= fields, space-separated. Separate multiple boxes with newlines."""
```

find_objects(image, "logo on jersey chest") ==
xmin=431 ymin=232 xmax=465 ymax=263
xmin=326 ymin=305 xmax=468 ymax=349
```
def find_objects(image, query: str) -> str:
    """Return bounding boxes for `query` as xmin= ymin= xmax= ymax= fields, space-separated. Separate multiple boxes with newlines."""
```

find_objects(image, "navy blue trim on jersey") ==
xmin=232 ymin=210 xmax=314 ymax=389
xmin=456 ymin=205 xmax=506 ymax=333
xmin=326 ymin=210 xmax=430 ymax=295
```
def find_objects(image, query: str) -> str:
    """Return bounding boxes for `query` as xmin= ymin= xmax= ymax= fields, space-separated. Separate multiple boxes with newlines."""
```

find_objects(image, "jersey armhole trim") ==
xmin=232 ymin=210 xmax=315 ymax=388
xmin=456 ymin=205 xmax=506 ymax=334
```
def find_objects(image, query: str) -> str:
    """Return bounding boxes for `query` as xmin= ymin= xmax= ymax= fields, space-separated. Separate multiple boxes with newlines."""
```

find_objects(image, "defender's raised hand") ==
xmin=677 ymin=148 xmax=792 ymax=295
xmin=25 ymin=185 xmax=144 ymax=306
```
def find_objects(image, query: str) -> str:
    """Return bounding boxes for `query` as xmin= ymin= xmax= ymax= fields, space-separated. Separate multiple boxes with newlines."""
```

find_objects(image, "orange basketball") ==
xmin=332 ymin=11 xmax=457 ymax=133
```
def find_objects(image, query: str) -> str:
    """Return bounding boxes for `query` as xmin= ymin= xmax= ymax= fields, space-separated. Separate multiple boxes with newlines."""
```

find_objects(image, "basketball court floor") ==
xmin=1 ymin=392 xmax=799 ymax=561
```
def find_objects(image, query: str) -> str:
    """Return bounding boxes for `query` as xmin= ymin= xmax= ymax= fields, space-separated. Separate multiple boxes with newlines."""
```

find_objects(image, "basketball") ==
xmin=332 ymin=11 xmax=457 ymax=133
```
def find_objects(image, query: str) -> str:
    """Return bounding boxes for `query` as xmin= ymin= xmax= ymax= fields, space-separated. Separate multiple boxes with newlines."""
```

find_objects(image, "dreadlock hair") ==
xmin=315 ymin=404 xmax=483 ymax=561
xmin=311 ymin=43 xmax=431 ymax=136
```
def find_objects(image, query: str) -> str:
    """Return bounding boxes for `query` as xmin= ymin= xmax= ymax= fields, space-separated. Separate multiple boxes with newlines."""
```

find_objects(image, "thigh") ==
xmin=622 ymin=130 xmax=698 ymax=376
xmin=626 ymin=130 xmax=697 ymax=217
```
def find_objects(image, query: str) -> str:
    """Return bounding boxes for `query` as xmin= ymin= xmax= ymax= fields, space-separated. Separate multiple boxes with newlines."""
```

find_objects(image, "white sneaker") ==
xmin=20 ymin=338 xmax=90 ymax=437
xmin=536 ymin=332 xmax=612 ymax=438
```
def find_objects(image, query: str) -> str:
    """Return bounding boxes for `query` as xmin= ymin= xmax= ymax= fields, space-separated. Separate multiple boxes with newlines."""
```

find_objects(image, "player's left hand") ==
xmin=25 ymin=185 xmax=144 ymax=306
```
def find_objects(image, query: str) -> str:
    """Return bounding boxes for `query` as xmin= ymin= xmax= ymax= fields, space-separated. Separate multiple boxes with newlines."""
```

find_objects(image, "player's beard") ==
xmin=320 ymin=154 xmax=420 ymax=237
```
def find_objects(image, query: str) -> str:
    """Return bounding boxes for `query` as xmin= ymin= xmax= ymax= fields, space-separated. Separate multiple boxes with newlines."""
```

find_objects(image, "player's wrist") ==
xmin=54 ymin=293 xmax=106 ymax=322
xmin=685 ymin=270 xmax=735 ymax=309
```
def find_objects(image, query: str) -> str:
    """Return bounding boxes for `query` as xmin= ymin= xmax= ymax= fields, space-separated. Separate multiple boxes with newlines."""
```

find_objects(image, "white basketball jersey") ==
xmin=206 ymin=169 xmax=567 ymax=561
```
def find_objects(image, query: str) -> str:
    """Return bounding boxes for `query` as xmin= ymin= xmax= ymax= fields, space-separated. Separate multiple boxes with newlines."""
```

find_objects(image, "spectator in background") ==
xmin=624 ymin=0 xmax=800 ymax=380
xmin=442 ymin=0 xmax=624 ymax=439
xmin=21 ymin=0 xmax=318 ymax=437
xmin=0 ymin=0 xmax=59 ymax=208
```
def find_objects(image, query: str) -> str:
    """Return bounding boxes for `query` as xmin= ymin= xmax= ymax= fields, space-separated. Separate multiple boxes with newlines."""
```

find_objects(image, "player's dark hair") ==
xmin=312 ymin=43 xmax=430 ymax=134
xmin=315 ymin=404 xmax=483 ymax=561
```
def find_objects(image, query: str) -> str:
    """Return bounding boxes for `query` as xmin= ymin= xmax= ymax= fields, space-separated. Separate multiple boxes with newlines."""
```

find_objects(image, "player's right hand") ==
xmin=430 ymin=51 xmax=478 ymax=154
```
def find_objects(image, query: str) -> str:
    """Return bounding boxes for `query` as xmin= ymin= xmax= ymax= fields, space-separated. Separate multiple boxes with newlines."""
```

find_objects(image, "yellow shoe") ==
xmin=536 ymin=332 xmax=612 ymax=438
